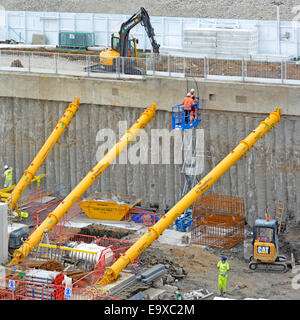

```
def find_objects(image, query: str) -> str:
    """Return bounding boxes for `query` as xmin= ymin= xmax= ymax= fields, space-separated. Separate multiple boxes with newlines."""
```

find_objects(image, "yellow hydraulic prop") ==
xmin=99 ymin=107 xmax=282 ymax=285
xmin=7 ymin=98 xmax=80 ymax=214
xmin=10 ymin=103 xmax=157 ymax=265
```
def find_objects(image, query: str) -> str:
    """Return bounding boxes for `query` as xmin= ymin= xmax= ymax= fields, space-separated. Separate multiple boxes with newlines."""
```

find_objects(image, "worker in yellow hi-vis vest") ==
xmin=3 ymin=165 xmax=13 ymax=188
xmin=217 ymin=255 xmax=230 ymax=297
xmin=3 ymin=164 xmax=28 ymax=219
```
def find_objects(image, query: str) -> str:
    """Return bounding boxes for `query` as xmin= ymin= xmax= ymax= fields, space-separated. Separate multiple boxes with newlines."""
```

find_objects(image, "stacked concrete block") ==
xmin=184 ymin=29 xmax=217 ymax=55
xmin=183 ymin=27 xmax=258 ymax=58
xmin=216 ymin=28 xmax=258 ymax=56
xmin=0 ymin=203 xmax=8 ymax=264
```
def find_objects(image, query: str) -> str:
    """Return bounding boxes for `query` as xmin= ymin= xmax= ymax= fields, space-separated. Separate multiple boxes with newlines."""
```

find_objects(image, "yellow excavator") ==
xmin=84 ymin=7 xmax=160 ymax=75
xmin=249 ymin=202 xmax=290 ymax=272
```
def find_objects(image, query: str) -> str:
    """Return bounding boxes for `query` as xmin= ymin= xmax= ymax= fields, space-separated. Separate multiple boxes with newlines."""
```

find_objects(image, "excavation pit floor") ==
xmin=59 ymin=214 xmax=300 ymax=300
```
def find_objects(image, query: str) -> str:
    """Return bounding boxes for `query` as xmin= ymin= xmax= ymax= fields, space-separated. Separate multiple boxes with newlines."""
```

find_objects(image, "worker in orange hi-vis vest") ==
xmin=190 ymin=88 xmax=198 ymax=121
xmin=182 ymin=93 xmax=194 ymax=124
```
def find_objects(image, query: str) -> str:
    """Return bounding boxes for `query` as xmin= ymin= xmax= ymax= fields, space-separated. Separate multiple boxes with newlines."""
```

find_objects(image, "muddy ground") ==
xmin=67 ymin=223 xmax=300 ymax=300
xmin=138 ymin=239 xmax=300 ymax=300
xmin=62 ymin=223 xmax=136 ymax=239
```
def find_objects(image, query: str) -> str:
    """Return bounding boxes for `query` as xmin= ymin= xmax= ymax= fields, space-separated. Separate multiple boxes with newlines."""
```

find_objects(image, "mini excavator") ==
xmin=249 ymin=202 xmax=291 ymax=272
xmin=84 ymin=7 xmax=160 ymax=75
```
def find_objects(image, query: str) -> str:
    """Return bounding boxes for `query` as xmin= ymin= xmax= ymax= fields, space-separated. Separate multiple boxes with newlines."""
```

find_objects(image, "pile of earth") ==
xmin=78 ymin=223 xmax=135 ymax=239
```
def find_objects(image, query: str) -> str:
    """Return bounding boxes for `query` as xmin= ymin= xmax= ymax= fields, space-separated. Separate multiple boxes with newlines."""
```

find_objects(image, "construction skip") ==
xmin=78 ymin=192 xmax=141 ymax=221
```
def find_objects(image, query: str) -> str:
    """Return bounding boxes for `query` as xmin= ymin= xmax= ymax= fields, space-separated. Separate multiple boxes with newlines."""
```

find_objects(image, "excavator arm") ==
xmin=119 ymin=7 xmax=160 ymax=57
xmin=99 ymin=108 xmax=282 ymax=285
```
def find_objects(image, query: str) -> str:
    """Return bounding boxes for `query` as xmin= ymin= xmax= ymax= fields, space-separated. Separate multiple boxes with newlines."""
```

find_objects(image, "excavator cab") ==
xmin=100 ymin=34 xmax=138 ymax=68
xmin=249 ymin=218 xmax=288 ymax=272
xmin=252 ymin=218 xmax=278 ymax=263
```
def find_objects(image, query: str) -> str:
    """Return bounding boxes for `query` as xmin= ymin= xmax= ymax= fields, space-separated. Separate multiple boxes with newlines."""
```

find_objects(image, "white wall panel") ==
xmin=1 ymin=10 xmax=299 ymax=56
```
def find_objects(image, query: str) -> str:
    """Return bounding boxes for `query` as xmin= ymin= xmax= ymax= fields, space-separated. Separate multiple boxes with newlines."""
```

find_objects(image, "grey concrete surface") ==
xmin=0 ymin=71 xmax=299 ymax=116
xmin=0 ymin=72 xmax=299 ymax=227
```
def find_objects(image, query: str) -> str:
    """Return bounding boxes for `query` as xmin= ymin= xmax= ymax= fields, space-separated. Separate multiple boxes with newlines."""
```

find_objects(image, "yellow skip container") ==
xmin=79 ymin=192 xmax=142 ymax=221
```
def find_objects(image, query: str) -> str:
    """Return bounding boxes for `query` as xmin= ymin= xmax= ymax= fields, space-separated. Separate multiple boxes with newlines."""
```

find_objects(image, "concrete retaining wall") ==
xmin=0 ymin=72 xmax=299 ymax=116
xmin=0 ymin=72 xmax=299 ymax=226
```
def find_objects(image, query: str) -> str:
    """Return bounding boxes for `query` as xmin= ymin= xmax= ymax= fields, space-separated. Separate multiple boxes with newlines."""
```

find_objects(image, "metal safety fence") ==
xmin=1 ymin=49 xmax=300 ymax=84
xmin=0 ymin=233 xmax=136 ymax=300
xmin=0 ymin=277 xmax=117 ymax=300
xmin=27 ymin=233 xmax=139 ymax=280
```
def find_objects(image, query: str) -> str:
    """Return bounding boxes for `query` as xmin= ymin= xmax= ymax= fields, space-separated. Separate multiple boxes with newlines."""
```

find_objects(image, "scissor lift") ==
xmin=172 ymin=101 xmax=202 ymax=228
xmin=172 ymin=102 xmax=200 ymax=131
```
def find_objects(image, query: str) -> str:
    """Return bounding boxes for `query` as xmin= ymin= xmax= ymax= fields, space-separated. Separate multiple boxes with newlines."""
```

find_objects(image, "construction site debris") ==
xmin=182 ymin=288 xmax=213 ymax=300
xmin=160 ymin=284 xmax=178 ymax=293
xmin=152 ymin=278 xmax=164 ymax=288
xmin=128 ymin=292 xmax=144 ymax=300
xmin=138 ymin=250 xmax=187 ymax=284
xmin=100 ymin=271 xmax=137 ymax=296
xmin=175 ymin=211 xmax=192 ymax=232
xmin=78 ymin=224 xmax=135 ymax=239
xmin=131 ymin=212 xmax=160 ymax=225
xmin=10 ymin=59 xmax=23 ymax=68
xmin=136 ymin=264 xmax=166 ymax=283
xmin=17 ymin=259 xmax=63 ymax=271
xmin=142 ymin=288 xmax=166 ymax=300
xmin=181 ymin=234 xmax=190 ymax=244
xmin=65 ymin=270 xmax=90 ymax=282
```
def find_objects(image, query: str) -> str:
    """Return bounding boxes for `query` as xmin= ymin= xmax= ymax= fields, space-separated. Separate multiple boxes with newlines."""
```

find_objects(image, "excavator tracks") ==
xmin=249 ymin=257 xmax=289 ymax=273
xmin=84 ymin=63 xmax=145 ymax=75
xmin=84 ymin=64 xmax=110 ymax=73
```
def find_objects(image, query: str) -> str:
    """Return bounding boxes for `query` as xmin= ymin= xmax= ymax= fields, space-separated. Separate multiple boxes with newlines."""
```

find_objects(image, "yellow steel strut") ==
xmin=99 ymin=108 xmax=282 ymax=285
xmin=10 ymin=103 xmax=157 ymax=265
xmin=8 ymin=98 xmax=80 ymax=213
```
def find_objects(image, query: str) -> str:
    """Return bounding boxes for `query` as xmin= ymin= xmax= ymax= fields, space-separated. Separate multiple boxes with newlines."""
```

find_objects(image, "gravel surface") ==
xmin=140 ymin=241 xmax=300 ymax=300
xmin=0 ymin=0 xmax=300 ymax=21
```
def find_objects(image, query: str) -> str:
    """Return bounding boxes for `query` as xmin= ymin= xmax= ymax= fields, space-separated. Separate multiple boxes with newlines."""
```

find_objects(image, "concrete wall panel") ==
xmin=0 ymin=73 xmax=298 ymax=227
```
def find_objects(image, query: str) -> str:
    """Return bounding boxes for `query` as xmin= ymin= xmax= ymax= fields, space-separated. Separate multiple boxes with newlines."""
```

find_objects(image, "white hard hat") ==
xmin=4 ymin=165 xmax=8 ymax=170
xmin=190 ymin=88 xmax=195 ymax=93
xmin=187 ymin=92 xmax=191 ymax=97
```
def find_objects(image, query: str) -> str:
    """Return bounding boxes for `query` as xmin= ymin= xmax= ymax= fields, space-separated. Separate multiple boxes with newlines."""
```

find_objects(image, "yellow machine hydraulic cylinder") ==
xmin=10 ymin=103 xmax=157 ymax=265
xmin=100 ymin=107 xmax=282 ymax=285
xmin=8 ymin=98 xmax=80 ymax=212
